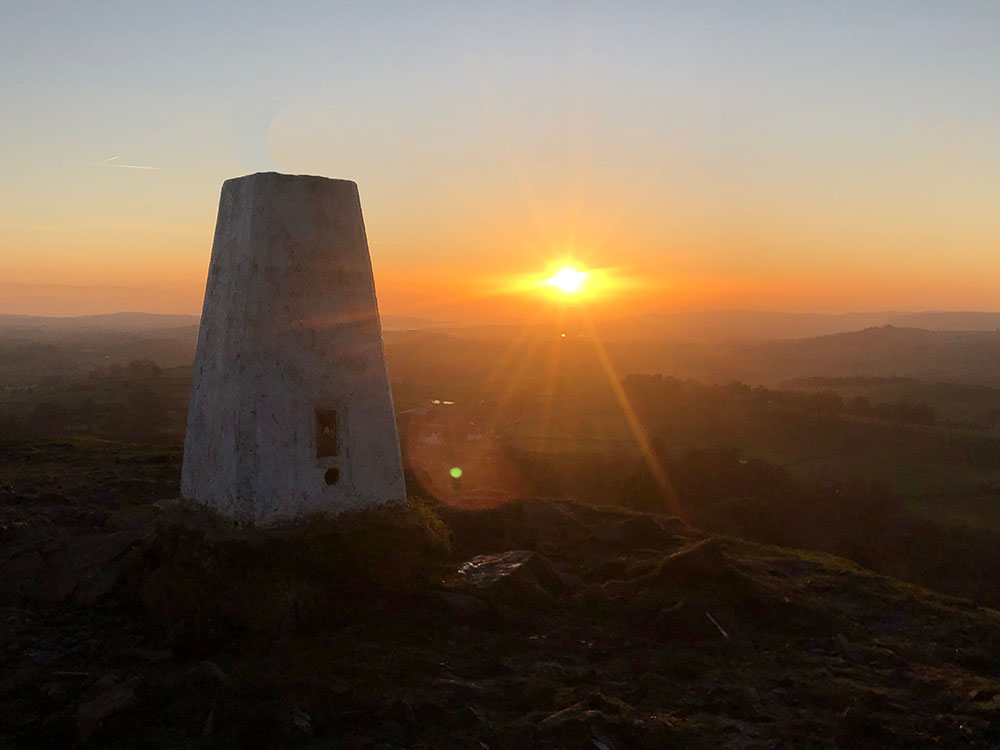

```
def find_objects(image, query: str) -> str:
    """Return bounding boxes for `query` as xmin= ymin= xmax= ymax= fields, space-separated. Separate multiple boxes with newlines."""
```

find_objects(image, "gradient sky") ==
xmin=2 ymin=1 xmax=998 ymax=319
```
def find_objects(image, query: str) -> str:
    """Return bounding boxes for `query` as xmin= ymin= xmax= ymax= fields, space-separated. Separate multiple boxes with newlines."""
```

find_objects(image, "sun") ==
xmin=545 ymin=266 xmax=588 ymax=294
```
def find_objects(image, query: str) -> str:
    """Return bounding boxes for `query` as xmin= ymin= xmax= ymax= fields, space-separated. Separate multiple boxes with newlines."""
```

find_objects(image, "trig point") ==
xmin=181 ymin=172 xmax=406 ymax=526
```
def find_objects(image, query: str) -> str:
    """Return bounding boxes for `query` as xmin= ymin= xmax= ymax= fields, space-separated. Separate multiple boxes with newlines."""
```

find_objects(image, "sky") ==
xmin=1 ymin=1 xmax=998 ymax=320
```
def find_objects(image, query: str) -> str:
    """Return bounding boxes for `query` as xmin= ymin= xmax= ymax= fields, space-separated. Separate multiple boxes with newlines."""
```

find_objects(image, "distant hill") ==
xmin=0 ymin=315 xmax=200 ymax=387
xmin=0 ymin=311 xmax=447 ymax=334
xmin=733 ymin=326 xmax=1000 ymax=387
xmin=890 ymin=311 xmax=1000 ymax=331
xmin=5 ymin=311 xmax=1000 ymax=390
xmin=0 ymin=312 xmax=200 ymax=331
xmin=385 ymin=310 xmax=1000 ymax=345
xmin=616 ymin=326 xmax=1000 ymax=388
xmin=5 ymin=309 xmax=1000 ymax=341
xmin=382 ymin=325 xmax=1000 ymax=399
xmin=604 ymin=310 xmax=1000 ymax=343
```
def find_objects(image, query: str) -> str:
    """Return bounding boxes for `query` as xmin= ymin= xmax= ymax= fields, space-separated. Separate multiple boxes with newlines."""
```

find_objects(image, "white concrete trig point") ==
xmin=181 ymin=172 xmax=406 ymax=526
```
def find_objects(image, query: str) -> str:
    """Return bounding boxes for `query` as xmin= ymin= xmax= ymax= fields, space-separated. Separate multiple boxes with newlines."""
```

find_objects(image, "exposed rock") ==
xmin=454 ymin=550 xmax=568 ymax=602
xmin=624 ymin=536 xmax=728 ymax=592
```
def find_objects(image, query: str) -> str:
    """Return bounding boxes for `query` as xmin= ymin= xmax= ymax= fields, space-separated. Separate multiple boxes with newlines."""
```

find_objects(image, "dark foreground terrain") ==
xmin=2 ymin=440 xmax=1000 ymax=748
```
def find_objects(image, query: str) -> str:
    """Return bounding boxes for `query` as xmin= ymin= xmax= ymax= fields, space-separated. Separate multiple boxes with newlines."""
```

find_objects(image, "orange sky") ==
xmin=2 ymin=4 xmax=998 ymax=320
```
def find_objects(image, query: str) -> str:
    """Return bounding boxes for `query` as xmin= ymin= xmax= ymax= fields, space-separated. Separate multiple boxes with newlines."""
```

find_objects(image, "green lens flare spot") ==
xmin=449 ymin=467 xmax=463 ymax=479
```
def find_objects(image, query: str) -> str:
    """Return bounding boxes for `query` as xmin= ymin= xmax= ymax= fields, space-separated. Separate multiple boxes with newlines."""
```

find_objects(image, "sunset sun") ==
xmin=545 ymin=266 xmax=588 ymax=294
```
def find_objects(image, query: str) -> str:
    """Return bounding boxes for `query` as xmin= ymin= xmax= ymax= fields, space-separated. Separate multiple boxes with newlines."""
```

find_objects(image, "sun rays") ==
xmin=392 ymin=71 xmax=673 ymax=509
xmin=403 ymin=299 xmax=683 ymax=518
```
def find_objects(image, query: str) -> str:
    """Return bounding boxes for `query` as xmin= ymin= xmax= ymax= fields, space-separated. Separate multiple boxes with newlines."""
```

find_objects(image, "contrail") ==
xmin=103 ymin=155 xmax=158 ymax=169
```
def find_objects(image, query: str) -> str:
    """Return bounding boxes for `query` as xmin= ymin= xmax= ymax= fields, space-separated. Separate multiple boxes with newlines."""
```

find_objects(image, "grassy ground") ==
xmin=2 ymin=438 xmax=1000 ymax=747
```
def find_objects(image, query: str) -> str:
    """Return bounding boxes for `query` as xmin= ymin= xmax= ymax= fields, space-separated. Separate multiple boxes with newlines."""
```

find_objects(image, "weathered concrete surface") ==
xmin=182 ymin=173 xmax=405 ymax=525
